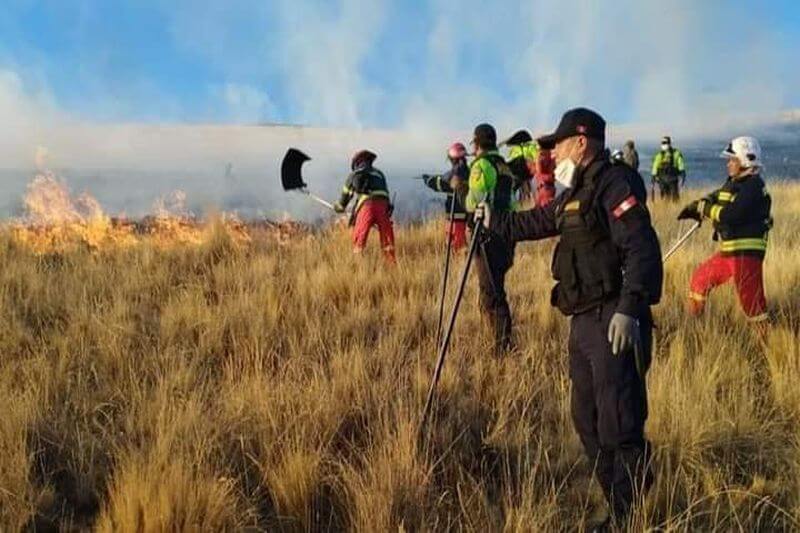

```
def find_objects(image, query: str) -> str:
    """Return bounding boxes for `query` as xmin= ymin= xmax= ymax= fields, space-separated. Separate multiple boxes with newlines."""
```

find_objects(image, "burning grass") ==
xmin=0 ymin=180 xmax=799 ymax=531
xmin=4 ymin=173 xmax=309 ymax=254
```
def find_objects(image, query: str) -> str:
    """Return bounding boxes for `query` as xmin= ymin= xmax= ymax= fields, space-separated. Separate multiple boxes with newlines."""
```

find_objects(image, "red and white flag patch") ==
xmin=612 ymin=195 xmax=638 ymax=218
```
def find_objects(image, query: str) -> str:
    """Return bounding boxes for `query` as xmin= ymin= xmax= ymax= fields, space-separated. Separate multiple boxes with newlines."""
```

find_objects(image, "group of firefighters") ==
xmin=328 ymin=107 xmax=773 ymax=529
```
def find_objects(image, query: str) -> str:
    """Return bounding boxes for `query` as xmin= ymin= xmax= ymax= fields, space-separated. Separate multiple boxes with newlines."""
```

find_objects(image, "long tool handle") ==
xmin=436 ymin=196 xmax=457 ymax=347
xmin=299 ymin=189 xmax=335 ymax=211
xmin=420 ymin=217 xmax=483 ymax=434
xmin=662 ymin=221 xmax=701 ymax=263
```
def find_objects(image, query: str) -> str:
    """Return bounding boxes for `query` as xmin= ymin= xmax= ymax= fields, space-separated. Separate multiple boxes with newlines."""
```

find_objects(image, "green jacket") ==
xmin=507 ymin=141 xmax=539 ymax=163
xmin=651 ymin=148 xmax=686 ymax=181
xmin=466 ymin=150 xmax=517 ymax=213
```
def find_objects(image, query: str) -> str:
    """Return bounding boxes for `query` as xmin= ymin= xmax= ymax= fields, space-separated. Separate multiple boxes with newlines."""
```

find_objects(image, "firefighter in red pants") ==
xmin=334 ymin=150 xmax=396 ymax=263
xmin=422 ymin=142 xmax=469 ymax=251
xmin=677 ymin=136 xmax=772 ymax=325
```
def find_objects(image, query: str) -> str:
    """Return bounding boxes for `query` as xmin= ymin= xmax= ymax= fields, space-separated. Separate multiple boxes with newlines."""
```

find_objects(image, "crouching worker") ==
xmin=423 ymin=142 xmax=469 ymax=252
xmin=678 ymin=136 xmax=772 ymax=327
xmin=478 ymin=108 xmax=663 ymax=528
xmin=334 ymin=150 xmax=396 ymax=263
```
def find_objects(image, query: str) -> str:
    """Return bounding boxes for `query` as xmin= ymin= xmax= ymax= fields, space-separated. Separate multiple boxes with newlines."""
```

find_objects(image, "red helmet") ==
xmin=447 ymin=142 xmax=467 ymax=160
xmin=351 ymin=149 xmax=377 ymax=170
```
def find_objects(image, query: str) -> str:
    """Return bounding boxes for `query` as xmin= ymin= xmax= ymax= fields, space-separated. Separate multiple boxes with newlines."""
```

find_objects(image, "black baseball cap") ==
xmin=537 ymin=107 xmax=606 ymax=149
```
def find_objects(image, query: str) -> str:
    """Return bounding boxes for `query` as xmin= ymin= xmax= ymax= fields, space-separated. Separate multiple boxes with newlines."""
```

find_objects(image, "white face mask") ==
xmin=661 ymin=144 xmax=670 ymax=151
xmin=554 ymin=157 xmax=577 ymax=189
xmin=554 ymin=140 xmax=581 ymax=188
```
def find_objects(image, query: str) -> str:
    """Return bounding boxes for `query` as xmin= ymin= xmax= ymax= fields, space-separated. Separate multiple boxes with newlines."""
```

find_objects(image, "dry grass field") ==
xmin=1 ymin=182 xmax=800 ymax=531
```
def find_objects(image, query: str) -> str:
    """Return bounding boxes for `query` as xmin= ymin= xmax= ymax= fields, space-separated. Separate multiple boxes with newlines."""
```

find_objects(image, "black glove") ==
xmin=677 ymin=200 xmax=702 ymax=222
xmin=333 ymin=202 xmax=345 ymax=214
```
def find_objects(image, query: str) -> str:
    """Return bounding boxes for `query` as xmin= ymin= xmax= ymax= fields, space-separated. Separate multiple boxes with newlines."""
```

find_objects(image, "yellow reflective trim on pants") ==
xmin=354 ymin=191 xmax=390 ymax=210
xmin=688 ymin=291 xmax=706 ymax=302
xmin=747 ymin=312 xmax=769 ymax=323
xmin=720 ymin=238 xmax=767 ymax=252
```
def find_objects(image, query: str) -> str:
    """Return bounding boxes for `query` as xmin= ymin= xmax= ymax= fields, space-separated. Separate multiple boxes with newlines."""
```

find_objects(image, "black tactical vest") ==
xmin=484 ymin=153 xmax=515 ymax=212
xmin=657 ymin=148 xmax=679 ymax=176
xmin=550 ymin=160 xmax=623 ymax=315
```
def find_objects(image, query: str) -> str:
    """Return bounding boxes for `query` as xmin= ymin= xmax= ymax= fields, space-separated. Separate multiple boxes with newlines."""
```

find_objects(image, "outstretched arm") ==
xmin=335 ymin=175 xmax=354 ymax=211
xmin=490 ymin=197 xmax=559 ymax=243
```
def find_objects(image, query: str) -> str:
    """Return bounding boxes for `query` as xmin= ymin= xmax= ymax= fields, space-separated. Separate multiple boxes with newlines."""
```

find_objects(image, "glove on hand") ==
xmin=677 ymin=200 xmax=703 ymax=222
xmin=333 ymin=203 xmax=345 ymax=214
xmin=607 ymin=312 xmax=640 ymax=356
xmin=474 ymin=202 xmax=491 ymax=230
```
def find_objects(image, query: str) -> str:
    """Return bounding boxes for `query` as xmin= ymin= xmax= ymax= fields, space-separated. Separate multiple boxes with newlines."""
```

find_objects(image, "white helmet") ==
xmin=721 ymin=136 xmax=762 ymax=169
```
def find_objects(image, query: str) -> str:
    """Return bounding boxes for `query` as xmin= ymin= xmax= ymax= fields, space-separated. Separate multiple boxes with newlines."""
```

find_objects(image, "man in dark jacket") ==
xmin=477 ymin=108 xmax=663 ymax=526
xmin=678 ymin=136 xmax=771 ymax=330
xmin=334 ymin=150 xmax=396 ymax=263
xmin=423 ymin=142 xmax=469 ymax=251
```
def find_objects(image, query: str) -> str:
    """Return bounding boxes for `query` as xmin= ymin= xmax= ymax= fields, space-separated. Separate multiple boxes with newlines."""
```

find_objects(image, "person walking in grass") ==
xmin=422 ymin=142 xmax=470 ymax=252
xmin=478 ymin=108 xmax=663 ymax=529
xmin=334 ymin=150 xmax=396 ymax=264
xmin=466 ymin=123 xmax=518 ymax=355
xmin=678 ymin=136 xmax=772 ymax=335
xmin=651 ymin=135 xmax=686 ymax=201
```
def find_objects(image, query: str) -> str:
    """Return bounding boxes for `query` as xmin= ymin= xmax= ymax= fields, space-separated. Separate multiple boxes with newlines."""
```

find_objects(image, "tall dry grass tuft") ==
xmin=0 ymin=182 xmax=799 ymax=530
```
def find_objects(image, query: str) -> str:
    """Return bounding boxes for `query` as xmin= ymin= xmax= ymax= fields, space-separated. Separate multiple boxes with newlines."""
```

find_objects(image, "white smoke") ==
xmin=0 ymin=1 xmax=798 ymax=220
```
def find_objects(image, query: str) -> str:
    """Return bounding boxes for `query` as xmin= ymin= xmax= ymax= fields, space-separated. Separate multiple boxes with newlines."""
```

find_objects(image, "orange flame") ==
xmin=6 ymin=173 xmax=262 ymax=254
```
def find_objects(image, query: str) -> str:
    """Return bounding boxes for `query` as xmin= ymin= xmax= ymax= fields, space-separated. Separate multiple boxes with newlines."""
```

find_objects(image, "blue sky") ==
xmin=2 ymin=0 xmax=799 ymax=129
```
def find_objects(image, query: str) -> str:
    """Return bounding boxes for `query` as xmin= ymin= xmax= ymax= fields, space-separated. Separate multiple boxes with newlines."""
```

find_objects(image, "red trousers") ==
xmin=352 ymin=199 xmax=395 ymax=263
xmin=688 ymin=253 xmax=767 ymax=321
xmin=535 ymin=175 xmax=556 ymax=207
xmin=446 ymin=220 xmax=467 ymax=252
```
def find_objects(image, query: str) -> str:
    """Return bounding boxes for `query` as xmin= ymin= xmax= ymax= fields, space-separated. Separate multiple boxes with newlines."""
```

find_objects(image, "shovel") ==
xmin=280 ymin=148 xmax=335 ymax=210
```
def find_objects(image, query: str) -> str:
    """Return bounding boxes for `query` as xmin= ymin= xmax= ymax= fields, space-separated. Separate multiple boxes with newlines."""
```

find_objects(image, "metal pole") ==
xmin=299 ymin=189 xmax=335 ymax=211
xmin=420 ymin=217 xmax=484 ymax=434
xmin=436 ymin=196 xmax=457 ymax=347
xmin=662 ymin=221 xmax=701 ymax=263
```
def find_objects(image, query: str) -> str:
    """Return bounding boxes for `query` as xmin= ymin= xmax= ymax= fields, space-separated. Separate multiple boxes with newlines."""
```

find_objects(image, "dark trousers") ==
xmin=658 ymin=177 xmax=680 ymax=202
xmin=569 ymin=300 xmax=653 ymax=521
xmin=474 ymin=232 xmax=514 ymax=354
